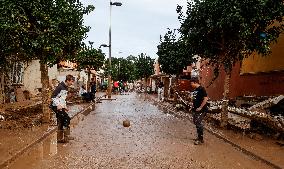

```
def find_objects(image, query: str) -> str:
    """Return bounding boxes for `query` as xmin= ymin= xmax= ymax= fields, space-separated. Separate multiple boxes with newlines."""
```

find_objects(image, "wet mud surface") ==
xmin=0 ymin=104 xmax=87 ymax=166
xmin=6 ymin=93 xmax=274 ymax=169
xmin=148 ymin=94 xmax=284 ymax=168
xmin=0 ymin=101 xmax=43 ymax=129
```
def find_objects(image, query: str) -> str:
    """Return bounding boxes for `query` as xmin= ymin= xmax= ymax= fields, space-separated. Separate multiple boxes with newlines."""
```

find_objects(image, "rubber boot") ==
xmin=64 ymin=128 xmax=74 ymax=140
xmin=57 ymin=130 xmax=68 ymax=143
xmin=194 ymin=135 xmax=204 ymax=145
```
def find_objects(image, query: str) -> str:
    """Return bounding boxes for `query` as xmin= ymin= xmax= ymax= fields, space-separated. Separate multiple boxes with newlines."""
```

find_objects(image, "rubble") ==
xmin=209 ymin=112 xmax=251 ymax=130
xmin=172 ymin=91 xmax=284 ymax=133
xmin=0 ymin=115 xmax=4 ymax=121
xmin=207 ymin=96 xmax=284 ymax=133
xmin=249 ymin=95 xmax=284 ymax=111
xmin=0 ymin=101 xmax=43 ymax=129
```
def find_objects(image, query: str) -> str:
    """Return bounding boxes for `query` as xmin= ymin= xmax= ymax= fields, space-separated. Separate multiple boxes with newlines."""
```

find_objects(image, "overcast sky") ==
xmin=82 ymin=0 xmax=188 ymax=59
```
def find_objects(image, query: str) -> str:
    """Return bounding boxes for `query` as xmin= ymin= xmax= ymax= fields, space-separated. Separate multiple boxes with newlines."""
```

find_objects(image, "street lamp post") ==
xmin=107 ymin=1 xmax=122 ymax=99
xmin=100 ymin=1 xmax=122 ymax=99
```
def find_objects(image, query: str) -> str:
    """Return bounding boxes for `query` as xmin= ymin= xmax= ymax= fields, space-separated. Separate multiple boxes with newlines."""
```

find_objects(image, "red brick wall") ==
xmin=178 ymin=79 xmax=193 ymax=91
xmin=200 ymin=63 xmax=284 ymax=100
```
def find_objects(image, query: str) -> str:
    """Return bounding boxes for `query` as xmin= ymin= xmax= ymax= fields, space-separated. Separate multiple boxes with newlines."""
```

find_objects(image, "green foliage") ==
xmin=103 ymin=55 xmax=136 ymax=82
xmin=178 ymin=0 xmax=284 ymax=72
xmin=103 ymin=57 xmax=119 ymax=81
xmin=157 ymin=29 xmax=194 ymax=76
xmin=0 ymin=0 xmax=95 ymax=67
xmin=117 ymin=56 xmax=136 ymax=82
xmin=73 ymin=43 xmax=105 ymax=71
xmin=103 ymin=53 xmax=153 ymax=82
xmin=134 ymin=53 xmax=154 ymax=79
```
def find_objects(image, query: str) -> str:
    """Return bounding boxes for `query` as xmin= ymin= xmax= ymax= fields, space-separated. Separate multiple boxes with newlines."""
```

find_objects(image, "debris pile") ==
xmin=208 ymin=95 xmax=284 ymax=133
xmin=249 ymin=95 xmax=284 ymax=111
xmin=0 ymin=101 xmax=43 ymax=129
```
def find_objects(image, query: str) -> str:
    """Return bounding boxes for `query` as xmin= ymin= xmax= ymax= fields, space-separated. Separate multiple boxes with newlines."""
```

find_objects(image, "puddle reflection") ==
xmin=6 ymin=111 xmax=90 ymax=169
xmin=6 ymin=133 xmax=57 ymax=169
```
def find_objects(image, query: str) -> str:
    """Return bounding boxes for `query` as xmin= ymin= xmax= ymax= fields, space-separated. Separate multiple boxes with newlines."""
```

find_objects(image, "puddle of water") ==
xmin=5 ymin=133 xmax=57 ymax=169
xmin=5 ymin=110 xmax=92 ymax=169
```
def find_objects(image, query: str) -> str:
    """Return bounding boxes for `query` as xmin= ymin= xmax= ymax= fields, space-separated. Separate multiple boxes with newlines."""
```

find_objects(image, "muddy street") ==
xmin=6 ymin=93 xmax=272 ymax=169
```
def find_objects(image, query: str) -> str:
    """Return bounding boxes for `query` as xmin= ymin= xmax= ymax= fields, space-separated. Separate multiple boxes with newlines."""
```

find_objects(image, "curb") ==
xmin=0 ymin=103 xmax=95 ymax=169
xmin=148 ymin=96 xmax=282 ymax=169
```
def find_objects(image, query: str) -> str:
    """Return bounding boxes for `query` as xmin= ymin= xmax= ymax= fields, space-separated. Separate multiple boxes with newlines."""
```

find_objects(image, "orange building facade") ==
xmin=200 ymin=34 xmax=284 ymax=100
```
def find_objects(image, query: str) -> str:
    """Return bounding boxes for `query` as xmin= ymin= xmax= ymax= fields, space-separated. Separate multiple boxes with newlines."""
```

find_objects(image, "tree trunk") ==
xmin=40 ymin=62 xmax=50 ymax=123
xmin=173 ymin=75 xmax=179 ymax=104
xmin=0 ymin=73 xmax=4 ymax=104
xmin=221 ymin=71 xmax=231 ymax=128
xmin=164 ymin=77 xmax=170 ymax=99
xmin=87 ymin=68 xmax=91 ymax=92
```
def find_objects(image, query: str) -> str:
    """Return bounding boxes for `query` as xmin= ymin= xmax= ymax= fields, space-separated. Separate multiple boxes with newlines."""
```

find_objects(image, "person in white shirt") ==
xmin=50 ymin=75 xmax=75 ymax=143
xmin=79 ymin=85 xmax=93 ymax=102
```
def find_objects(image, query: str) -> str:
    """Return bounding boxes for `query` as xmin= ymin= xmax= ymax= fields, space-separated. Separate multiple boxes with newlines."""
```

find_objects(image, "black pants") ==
xmin=193 ymin=111 xmax=207 ymax=140
xmin=82 ymin=92 xmax=94 ymax=102
xmin=51 ymin=106 xmax=71 ymax=130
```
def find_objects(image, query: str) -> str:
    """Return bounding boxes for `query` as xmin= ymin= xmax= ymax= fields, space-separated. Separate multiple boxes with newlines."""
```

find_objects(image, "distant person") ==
xmin=79 ymin=85 xmax=94 ymax=102
xmin=50 ymin=75 xmax=75 ymax=143
xmin=90 ymin=78 xmax=97 ymax=98
xmin=157 ymin=81 xmax=164 ymax=101
xmin=189 ymin=77 xmax=208 ymax=145
xmin=119 ymin=81 xmax=124 ymax=94
xmin=114 ymin=81 xmax=119 ymax=94
xmin=191 ymin=66 xmax=199 ymax=78
xmin=96 ymin=80 xmax=101 ymax=92
xmin=128 ymin=82 xmax=134 ymax=92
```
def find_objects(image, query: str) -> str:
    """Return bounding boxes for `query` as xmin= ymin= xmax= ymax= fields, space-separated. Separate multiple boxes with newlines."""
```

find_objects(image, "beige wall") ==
xmin=23 ymin=60 xmax=58 ymax=95
xmin=153 ymin=60 xmax=161 ymax=75
xmin=57 ymin=70 xmax=89 ymax=82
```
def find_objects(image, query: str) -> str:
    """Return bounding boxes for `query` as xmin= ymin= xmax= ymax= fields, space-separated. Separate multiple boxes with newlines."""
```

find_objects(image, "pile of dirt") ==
xmin=0 ymin=102 xmax=43 ymax=129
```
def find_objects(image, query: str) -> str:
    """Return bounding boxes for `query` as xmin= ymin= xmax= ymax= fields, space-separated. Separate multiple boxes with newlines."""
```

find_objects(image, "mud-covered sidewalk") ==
xmin=5 ymin=93 xmax=280 ymax=169
xmin=146 ymin=93 xmax=284 ymax=168
xmin=0 ymin=103 xmax=93 ymax=168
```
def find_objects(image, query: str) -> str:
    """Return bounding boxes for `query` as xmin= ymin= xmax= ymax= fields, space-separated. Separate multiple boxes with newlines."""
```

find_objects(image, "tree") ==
xmin=1 ymin=0 xmax=95 ymax=122
xmin=102 ymin=55 xmax=137 ymax=83
xmin=125 ymin=55 xmax=138 ymax=82
xmin=134 ymin=53 xmax=154 ymax=80
xmin=103 ymin=57 xmax=119 ymax=81
xmin=134 ymin=53 xmax=154 ymax=90
xmin=116 ymin=56 xmax=137 ymax=82
xmin=178 ymin=0 xmax=284 ymax=127
xmin=157 ymin=29 xmax=194 ymax=77
xmin=73 ymin=42 xmax=105 ymax=90
xmin=0 ymin=0 xmax=30 ymax=71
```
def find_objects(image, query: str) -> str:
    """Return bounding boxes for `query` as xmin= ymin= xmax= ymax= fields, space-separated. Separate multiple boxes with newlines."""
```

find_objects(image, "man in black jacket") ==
xmin=190 ymin=77 xmax=209 ymax=145
xmin=50 ymin=75 xmax=75 ymax=143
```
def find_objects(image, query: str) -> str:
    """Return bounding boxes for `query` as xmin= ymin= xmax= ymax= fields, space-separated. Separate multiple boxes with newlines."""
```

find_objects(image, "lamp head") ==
xmin=99 ymin=44 xmax=109 ymax=48
xmin=111 ymin=2 xmax=122 ymax=6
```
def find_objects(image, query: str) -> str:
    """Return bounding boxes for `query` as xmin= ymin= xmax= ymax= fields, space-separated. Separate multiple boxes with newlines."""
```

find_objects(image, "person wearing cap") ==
xmin=189 ymin=77 xmax=208 ymax=145
xmin=50 ymin=74 xmax=75 ymax=143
